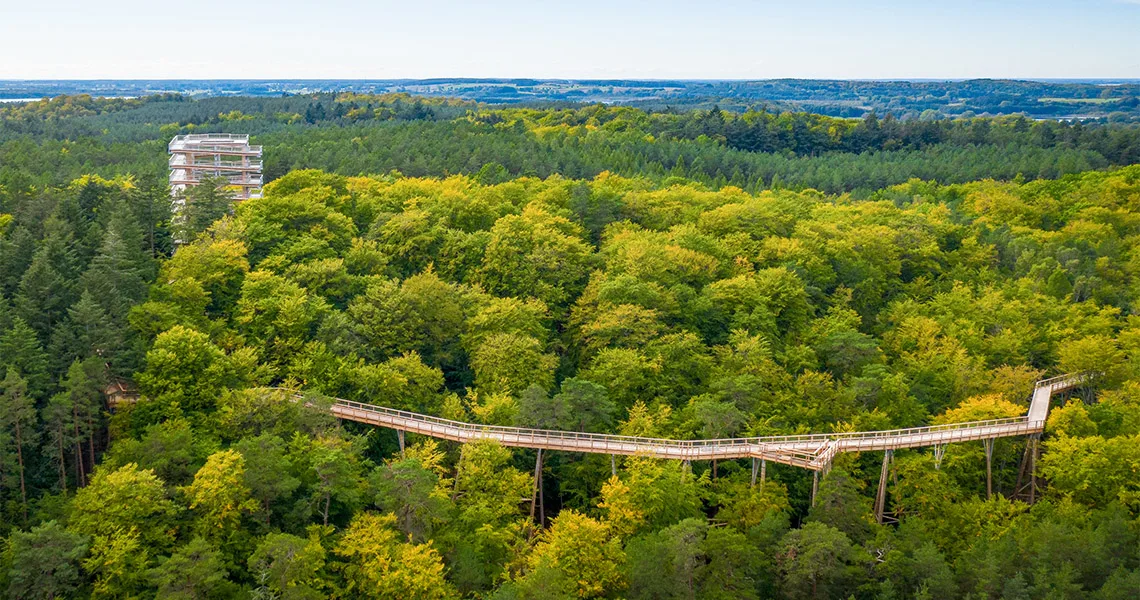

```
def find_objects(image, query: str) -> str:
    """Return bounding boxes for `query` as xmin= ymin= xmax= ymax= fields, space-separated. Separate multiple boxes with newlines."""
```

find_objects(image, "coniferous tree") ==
xmin=0 ymin=317 xmax=50 ymax=398
xmin=0 ymin=369 xmax=36 ymax=520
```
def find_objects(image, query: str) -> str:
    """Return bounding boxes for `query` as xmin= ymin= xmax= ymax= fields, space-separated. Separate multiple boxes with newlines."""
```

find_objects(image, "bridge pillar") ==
xmin=983 ymin=438 xmax=994 ymax=499
xmin=397 ymin=430 xmax=405 ymax=458
xmin=933 ymin=443 xmax=946 ymax=470
xmin=811 ymin=470 xmax=819 ymax=508
xmin=530 ymin=449 xmax=544 ymax=525
xmin=1028 ymin=435 xmax=1039 ymax=504
xmin=611 ymin=455 xmax=617 ymax=477
xmin=1015 ymin=434 xmax=1041 ymax=504
xmin=874 ymin=449 xmax=893 ymax=524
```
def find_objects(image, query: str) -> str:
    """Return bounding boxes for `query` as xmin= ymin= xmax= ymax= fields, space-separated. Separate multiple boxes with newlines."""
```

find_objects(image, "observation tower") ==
xmin=168 ymin=133 xmax=263 ymax=201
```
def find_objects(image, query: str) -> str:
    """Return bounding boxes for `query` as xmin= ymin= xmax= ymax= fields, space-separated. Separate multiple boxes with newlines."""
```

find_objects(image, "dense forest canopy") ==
xmin=2 ymin=93 xmax=1139 ymax=199
xmin=0 ymin=93 xmax=1138 ymax=599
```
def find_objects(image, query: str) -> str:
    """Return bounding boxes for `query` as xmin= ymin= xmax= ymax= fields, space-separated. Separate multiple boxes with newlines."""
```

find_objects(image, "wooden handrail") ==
xmin=267 ymin=372 xmax=1091 ymax=471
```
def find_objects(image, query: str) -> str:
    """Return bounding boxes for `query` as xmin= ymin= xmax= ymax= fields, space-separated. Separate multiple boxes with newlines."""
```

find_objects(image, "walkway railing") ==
xmin=272 ymin=373 xmax=1089 ymax=471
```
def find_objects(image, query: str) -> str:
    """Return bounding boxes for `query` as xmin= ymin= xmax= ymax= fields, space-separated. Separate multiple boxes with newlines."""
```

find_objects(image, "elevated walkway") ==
xmin=288 ymin=373 xmax=1089 ymax=471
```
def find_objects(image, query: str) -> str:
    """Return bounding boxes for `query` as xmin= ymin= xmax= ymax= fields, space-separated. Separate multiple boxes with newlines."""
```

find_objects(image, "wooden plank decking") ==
xmin=291 ymin=373 xmax=1088 ymax=471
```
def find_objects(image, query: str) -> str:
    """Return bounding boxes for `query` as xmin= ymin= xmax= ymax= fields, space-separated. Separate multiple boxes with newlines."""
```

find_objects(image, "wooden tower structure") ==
xmin=168 ymin=133 xmax=262 ymax=202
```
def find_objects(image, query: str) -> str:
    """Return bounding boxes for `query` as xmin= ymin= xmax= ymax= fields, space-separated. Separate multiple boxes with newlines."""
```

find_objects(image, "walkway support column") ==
xmin=983 ymin=438 xmax=994 ymax=499
xmin=874 ymin=449 xmax=893 ymax=524
xmin=1028 ymin=435 xmax=1039 ymax=504
xmin=397 ymin=430 xmax=405 ymax=458
xmin=530 ymin=449 xmax=544 ymax=525
xmin=811 ymin=471 xmax=819 ymax=508
xmin=751 ymin=458 xmax=766 ymax=489
xmin=611 ymin=455 xmax=617 ymax=477
xmin=1015 ymin=433 xmax=1042 ymax=504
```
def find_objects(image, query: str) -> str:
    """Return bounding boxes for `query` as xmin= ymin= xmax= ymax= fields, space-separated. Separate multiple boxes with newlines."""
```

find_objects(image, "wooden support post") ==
xmin=1027 ymin=436 xmax=1038 ymax=505
xmin=1016 ymin=435 xmax=1044 ymax=506
xmin=397 ymin=430 xmax=405 ymax=458
xmin=811 ymin=470 xmax=819 ymax=508
xmin=874 ymin=449 xmax=892 ymax=524
xmin=1014 ymin=434 xmax=1041 ymax=504
xmin=530 ymin=449 xmax=543 ymax=524
xmin=611 ymin=455 xmax=617 ymax=477
xmin=751 ymin=457 xmax=758 ymax=488
xmin=983 ymin=438 xmax=994 ymax=500
xmin=760 ymin=459 xmax=767 ymax=492
xmin=933 ymin=443 xmax=946 ymax=470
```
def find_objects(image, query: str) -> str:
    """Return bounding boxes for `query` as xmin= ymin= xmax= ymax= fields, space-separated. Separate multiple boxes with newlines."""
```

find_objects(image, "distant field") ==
xmin=1039 ymin=97 xmax=1121 ymax=104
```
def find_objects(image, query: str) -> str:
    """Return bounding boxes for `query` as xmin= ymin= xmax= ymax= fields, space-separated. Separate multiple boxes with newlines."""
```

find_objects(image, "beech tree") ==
xmin=333 ymin=512 xmax=454 ymax=600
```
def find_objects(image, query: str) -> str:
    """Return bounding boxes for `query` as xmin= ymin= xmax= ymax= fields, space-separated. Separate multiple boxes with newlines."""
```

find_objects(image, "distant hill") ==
xmin=2 ymin=78 xmax=1138 ymax=119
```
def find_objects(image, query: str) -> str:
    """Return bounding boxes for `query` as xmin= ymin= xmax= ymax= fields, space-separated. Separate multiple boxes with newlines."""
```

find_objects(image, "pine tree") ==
xmin=1 ymin=368 xmax=37 ymax=520
xmin=176 ymin=177 xmax=233 ymax=242
xmin=14 ymin=248 xmax=73 ymax=341
xmin=81 ymin=203 xmax=151 ymax=323
xmin=42 ymin=392 xmax=76 ymax=495
xmin=65 ymin=360 xmax=103 ymax=484
xmin=0 ymin=317 xmax=50 ymax=398
xmin=57 ymin=290 xmax=121 ymax=364
xmin=0 ymin=224 xmax=37 ymax=296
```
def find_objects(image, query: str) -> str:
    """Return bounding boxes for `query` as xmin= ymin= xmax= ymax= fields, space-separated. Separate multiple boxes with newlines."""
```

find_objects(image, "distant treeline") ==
xmin=3 ymin=77 xmax=1139 ymax=118
xmin=1 ymin=94 xmax=1138 ymax=197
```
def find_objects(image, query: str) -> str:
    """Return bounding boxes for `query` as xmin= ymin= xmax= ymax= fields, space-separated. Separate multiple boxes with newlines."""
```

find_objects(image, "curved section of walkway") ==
xmin=291 ymin=373 xmax=1090 ymax=471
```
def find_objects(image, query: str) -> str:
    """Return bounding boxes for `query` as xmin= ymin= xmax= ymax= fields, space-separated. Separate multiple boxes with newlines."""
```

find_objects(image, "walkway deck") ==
xmin=299 ymin=373 xmax=1088 ymax=471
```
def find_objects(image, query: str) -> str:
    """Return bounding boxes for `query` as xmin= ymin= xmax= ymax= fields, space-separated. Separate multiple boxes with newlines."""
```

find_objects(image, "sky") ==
xmin=2 ymin=0 xmax=1139 ymax=80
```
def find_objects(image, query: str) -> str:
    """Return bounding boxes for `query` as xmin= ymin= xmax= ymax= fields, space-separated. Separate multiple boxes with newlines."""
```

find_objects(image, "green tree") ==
xmin=136 ymin=325 xmax=238 ymax=418
xmin=235 ymin=433 xmax=301 ymax=525
xmin=516 ymin=384 xmax=571 ymax=430
xmin=103 ymin=418 xmax=211 ymax=487
xmin=177 ymin=176 xmax=234 ymax=242
xmin=5 ymin=521 xmax=88 ymax=600
xmin=555 ymin=378 xmax=615 ymax=433
xmin=470 ymin=333 xmax=557 ymax=396
xmin=447 ymin=439 xmax=532 ymax=593
xmin=0 ymin=368 xmax=35 ymax=518
xmin=778 ymin=522 xmax=861 ymax=600
xmin=289 ymin=434 xmax=366 ymax=527
xmin=370 ymin=449 xmax=451 ymax=543
xmin=248 ymin=532 xmax=327 ymax=600
xmin=69 ymin=463 xmax=178 ymax=553
xmin=148 ymin=537 xmax=236 ymax=600
xmin=805 ymin=468 xmax=875 ymax=544
xmin=0 ymin=317 xmax=49 ymax=398
xmin=477 ymin=206 xmax=595 ymax=311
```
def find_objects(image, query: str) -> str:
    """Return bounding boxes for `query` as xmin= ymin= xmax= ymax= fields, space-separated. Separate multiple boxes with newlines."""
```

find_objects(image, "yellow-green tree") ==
xmin=182 ymin=449 xmax=258 ymax=538
xmin=333 ymin=512 xmax=454 ymax=600
xmin=521 ymin=509 xmax=625 ymax=598
xmin=69 ymin=463 xmax=178 ymax=553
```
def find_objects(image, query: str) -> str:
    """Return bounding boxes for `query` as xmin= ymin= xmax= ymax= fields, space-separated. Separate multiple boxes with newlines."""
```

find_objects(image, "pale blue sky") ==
xmin=2 ymin=0 xmax=1139 ymax=79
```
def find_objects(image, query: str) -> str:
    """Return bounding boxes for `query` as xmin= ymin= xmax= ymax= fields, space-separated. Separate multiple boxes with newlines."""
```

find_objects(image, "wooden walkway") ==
xmin=294 ymin=373 xmax=1088 ymax=471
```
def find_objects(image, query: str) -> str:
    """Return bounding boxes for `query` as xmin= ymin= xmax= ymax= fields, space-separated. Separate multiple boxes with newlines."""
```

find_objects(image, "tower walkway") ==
xmin=285 ymin=373 xmax=1088 ymax=471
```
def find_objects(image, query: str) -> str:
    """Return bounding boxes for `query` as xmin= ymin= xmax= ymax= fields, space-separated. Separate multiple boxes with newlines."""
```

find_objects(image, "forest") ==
xmin=3 ymin=93 xmax=1140 ymax=201
xmin=3 ymin=78 xmax=1139 ymax=119
xmin=0 ymin=94 xmax=1139 ymax=599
